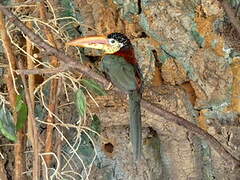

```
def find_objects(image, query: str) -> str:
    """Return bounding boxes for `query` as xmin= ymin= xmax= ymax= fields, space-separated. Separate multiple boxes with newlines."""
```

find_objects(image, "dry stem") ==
xmin=18 ymin=60 xmax=40 ymax=180
xmin=39 ymin=1 xmax=59 ymax=167
xmin=15 ymin=66 xmax=68 ymax=75
xmin=0 ymin=11 xmax=26 ymax=180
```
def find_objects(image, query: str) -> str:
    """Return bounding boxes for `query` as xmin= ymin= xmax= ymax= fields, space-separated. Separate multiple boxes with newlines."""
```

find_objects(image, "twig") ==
xmin=26 ymin=22 xmax=36 ymax=169
xmin=0 ymin=4 xmax=107 ymax=86
xmin=0 ymin=12 xmax=17 ymax=106
xmin=0 ymin=4 xmax=239 ymax=167
xmin=0 ymin=63 xmax=8 ymax=68
xmin=39 ymin=1 xmax=59 ymax=167
xmin=142 ymin=100 xmax=240 ymax=167
xmin=18 ymin=60 xmax=40 ymax=180
xmin=0 ymin=11 xmax=26 ymax=180
xmin=15 ymin=66 xmax=68 ymax=75
xmin=26 ymin=21 xmax=35 ymax=106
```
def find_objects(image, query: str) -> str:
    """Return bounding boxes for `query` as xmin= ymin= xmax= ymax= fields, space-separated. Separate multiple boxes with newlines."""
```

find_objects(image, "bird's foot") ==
xmin=106 ymin=82 xmax=113 ymax=90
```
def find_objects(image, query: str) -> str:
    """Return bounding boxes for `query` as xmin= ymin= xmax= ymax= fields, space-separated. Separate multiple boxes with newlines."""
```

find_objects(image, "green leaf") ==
xmin=81 ymin=79 xmax=107 ymax=96
xmin=59 ymin=0 xmax=74 ymax=17
xmin=0 ymin=105 xmax=16 ymax=142
xmin=59 ymin=0 xmax=81 ymax=39
xmin=91 ymin=114 xmax=101 ymax=135
xmin=16 ymin=95 xmax=28 ymax=130
xmin=88 ymin=114 xmax=101 ymax=139
xmin=15 ymin=95 xmax=23 ymax=112
xmin=75 ymin=89 xmax=86 ymax=117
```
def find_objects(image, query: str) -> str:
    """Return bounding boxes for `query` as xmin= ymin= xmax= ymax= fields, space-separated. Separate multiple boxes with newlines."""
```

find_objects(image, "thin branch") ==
xmin=0 ymin=4 xmax=239 ymax=167
xmin=26 ymin=21 xmax=35 ymax=106
xmin=25 ymin=23 xmax=36 ymax=170
xmin=39 ymin=1 xmax=59 ymax=167
xmin=18 ymin=60 xmax=40 ymax=180
xmin=15 ymin=66 xmax=68 ymax=75
xmin=0 ymin=11 xmax=26 ymax=180
xmin=0 ymin=11 xmax=17 ymax=106
xmin=142 ymin=100 xmax=240 ymax=167
xmin=0 ymin=4 xmax=106 ymax=86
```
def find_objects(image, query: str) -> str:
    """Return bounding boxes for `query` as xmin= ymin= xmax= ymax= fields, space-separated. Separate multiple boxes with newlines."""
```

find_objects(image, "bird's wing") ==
xmin=101 ymin=55 xmax=138 ymax=91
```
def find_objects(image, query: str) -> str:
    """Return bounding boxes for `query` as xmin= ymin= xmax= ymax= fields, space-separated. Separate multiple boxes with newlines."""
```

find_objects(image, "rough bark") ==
xmin=1 ymin=0 xmax=240 ymax=179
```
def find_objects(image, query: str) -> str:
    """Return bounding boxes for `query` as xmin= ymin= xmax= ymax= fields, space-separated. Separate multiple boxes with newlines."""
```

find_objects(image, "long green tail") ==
xmin=129 ymin=90 xmax=142 ymax=161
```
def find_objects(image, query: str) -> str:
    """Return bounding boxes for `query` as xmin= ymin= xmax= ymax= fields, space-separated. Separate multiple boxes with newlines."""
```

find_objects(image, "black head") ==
xmin=107 ymin=32 xmax=133 ymax=49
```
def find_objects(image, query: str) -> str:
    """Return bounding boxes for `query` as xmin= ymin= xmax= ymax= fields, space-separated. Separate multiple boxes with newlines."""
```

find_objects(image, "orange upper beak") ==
xmin=66 ymin=35 xmax=108 ymax=48
xmin=66 ymin=35 xmax=122 ymax=54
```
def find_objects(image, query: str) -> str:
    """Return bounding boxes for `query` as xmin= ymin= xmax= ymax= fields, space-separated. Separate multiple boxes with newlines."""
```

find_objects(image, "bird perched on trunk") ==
xmin=66 ymin=32 xmax=142 ymax=161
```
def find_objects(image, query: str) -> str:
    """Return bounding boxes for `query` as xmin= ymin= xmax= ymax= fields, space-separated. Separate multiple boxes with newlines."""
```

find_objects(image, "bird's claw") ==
xmin=106 ymin=82 xmax=113 ymax=90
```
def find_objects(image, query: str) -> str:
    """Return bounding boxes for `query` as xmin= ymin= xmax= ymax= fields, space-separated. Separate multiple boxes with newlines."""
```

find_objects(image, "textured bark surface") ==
xmin=0 ymin=0 xmax=240 ymax=179
xmin=77 ymin=0 xmax=240 ymax=179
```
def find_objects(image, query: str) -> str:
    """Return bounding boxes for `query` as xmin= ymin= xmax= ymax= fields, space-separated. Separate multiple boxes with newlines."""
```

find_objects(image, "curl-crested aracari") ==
xmin=66 ymin=33 xmax=142 ymax=161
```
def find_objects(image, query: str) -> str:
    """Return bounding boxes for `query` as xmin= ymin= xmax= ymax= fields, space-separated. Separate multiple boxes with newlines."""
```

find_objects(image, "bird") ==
xmin=66 ymin=32 xmax=142 ymax=161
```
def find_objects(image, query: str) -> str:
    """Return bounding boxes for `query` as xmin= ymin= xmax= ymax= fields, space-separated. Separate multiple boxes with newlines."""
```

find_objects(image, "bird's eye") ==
xmin=109 ymin=39 xmax=116 ymax=44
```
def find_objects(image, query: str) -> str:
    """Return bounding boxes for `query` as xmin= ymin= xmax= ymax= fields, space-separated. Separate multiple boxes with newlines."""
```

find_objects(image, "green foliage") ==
xmin=77 ymin=133 xmax=95 ymax=164
xmin=74 ymin=85 xmax=102 ymax=164
xmin=16 ymin=95 xmax=28 ymax=130
xmin=59 ymin=0 xmax=81 ymax=38
xmin=59 ymin=0 xmax=74 ymax=17
xmin=81 ymin=79 xmax=107 ymax=96
xmin=75 ymin=89 xmax=87 ymax=117
xmin=0 ymin=104 xmax=16 ymax=142
xmin=91 ymin=114 xmax=101 ymax=134
xmin=76 ymin=115 xmax=101 ymax=165
xmin=89 ymin=114 xmax=101 ymax=139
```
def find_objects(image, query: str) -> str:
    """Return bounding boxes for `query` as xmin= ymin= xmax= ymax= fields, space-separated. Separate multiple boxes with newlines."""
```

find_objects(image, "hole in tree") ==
xmin=104 ymin=142 xmax=114 ymax=153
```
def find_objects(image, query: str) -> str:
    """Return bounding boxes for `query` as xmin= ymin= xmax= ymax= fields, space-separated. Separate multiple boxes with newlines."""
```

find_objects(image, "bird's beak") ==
xmin=66 ymin=35 xmax=110 ymax=51
xmin=66 ymin=35 xmax=121 ymax=54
